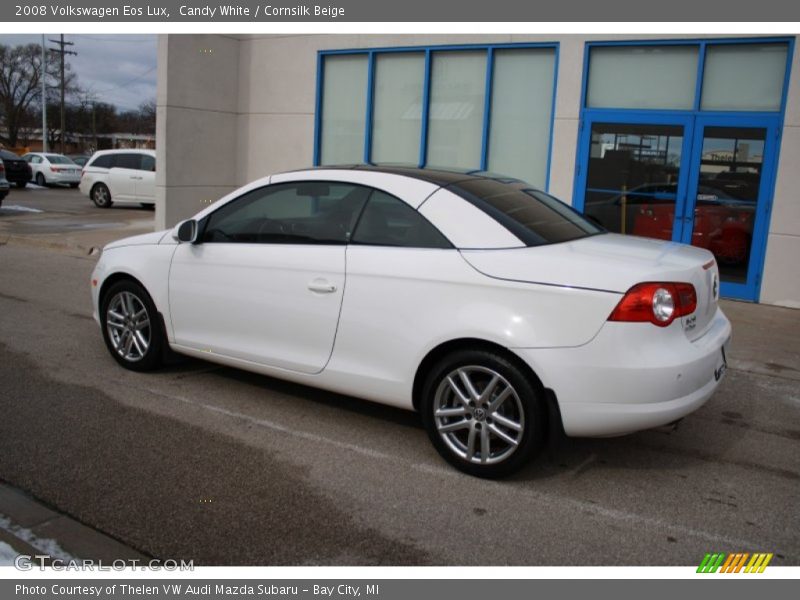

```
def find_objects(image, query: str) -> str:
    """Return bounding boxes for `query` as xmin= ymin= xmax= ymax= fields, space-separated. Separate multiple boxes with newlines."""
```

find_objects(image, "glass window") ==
xmin=114 ymin=154 xmax=141 ymax=170
xmin=371 ymin=53 xmax=425 ymax=165
xmin=487 ymin=48 xmax=556 ymax=187
xmin=351 ymin=190 xmax=451 ymax=248
xmin=584 ymin=123 xmax=685 ymax=236
xmin=91 ymin=155 xmax=113 ymax=169
xmin=587 ymin=46 xmax=698 ymax=110
xmin=453 ymin=179 xmax=602 ymax=246
xmin=46 ymin=155 xmax=72 ymax=164
xmin=426 ymin=51 xmax=487 ymax=169
xmin=320 ymin=54 xmax=368 ymax=165
xmin=202 ymin=182 xmax=371 ymax=245
xmin=701 ymin=43 xmax=788 ymax=111
xmin=141 ymin=155 xmax=155 ymax=171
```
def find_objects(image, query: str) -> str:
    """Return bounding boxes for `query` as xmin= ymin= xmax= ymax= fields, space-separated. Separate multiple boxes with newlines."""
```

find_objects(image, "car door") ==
xmin=108 ymin=153 xmax=139 ymax=201
xmin=135 ymin=153 xmax=156 ymax=203
xmin=168 ymin=180 xmax=370 ymax=374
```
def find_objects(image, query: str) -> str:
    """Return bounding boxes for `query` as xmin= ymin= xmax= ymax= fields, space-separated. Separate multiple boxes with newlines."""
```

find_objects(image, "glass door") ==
xmin=578 ymin=116 xmax=694 ymax=243
xmin=682 ymin=116 xmax=780 ymax=301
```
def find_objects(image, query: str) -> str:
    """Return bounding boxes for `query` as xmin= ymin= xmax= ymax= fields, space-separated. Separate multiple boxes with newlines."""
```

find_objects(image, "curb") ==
xmin=0 ymin=483 xmax=148 ymax=565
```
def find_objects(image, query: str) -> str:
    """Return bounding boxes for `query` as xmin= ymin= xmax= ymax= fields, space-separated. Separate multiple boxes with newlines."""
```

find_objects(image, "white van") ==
xmin=79 ymin=149 xmax=155 ymax=208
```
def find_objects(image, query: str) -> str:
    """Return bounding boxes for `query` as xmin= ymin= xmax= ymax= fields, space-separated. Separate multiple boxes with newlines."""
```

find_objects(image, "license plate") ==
xmin=714 ymin=346 xmax=727 ymax=382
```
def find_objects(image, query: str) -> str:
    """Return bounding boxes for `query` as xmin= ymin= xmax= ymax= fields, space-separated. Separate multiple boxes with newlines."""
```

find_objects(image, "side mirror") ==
xmin=173 ymin=219 xmax=199 ymax=243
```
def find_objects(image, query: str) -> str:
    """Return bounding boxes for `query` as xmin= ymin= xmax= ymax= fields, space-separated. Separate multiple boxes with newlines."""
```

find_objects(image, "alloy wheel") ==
xmin=433 ymin=366 xmax=525 ymax=465
xmin=105 ymin=291 xmax=151 ymax=362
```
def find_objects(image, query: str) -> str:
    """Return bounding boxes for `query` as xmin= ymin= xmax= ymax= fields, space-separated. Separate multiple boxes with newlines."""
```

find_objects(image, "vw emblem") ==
xmin=473 ymin=407 xmax=486 ymax=421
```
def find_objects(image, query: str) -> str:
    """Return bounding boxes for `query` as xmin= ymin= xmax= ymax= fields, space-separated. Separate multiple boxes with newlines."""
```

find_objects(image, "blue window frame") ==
xmin=573 ymin=37 xmax=795 ymax=302
xmin=314 ymin=42 xmax=560 ymax=191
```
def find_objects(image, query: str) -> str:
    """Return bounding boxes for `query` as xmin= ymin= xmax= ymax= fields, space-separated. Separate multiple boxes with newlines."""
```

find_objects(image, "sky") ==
xmin=0 ymin=34 xmax=156 ymax=112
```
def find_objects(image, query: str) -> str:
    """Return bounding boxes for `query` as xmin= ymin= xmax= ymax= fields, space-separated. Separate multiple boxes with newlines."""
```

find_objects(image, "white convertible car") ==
xmin=91 ymin=166 xmax=731 ymax=477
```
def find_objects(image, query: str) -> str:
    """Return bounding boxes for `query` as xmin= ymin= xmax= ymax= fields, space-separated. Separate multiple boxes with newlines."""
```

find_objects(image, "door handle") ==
xmin=308 ymin=279 xmax=337 ymax=294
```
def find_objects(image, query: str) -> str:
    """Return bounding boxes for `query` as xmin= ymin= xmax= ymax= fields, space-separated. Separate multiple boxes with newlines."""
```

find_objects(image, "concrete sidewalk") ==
xmin=0 ymin=483 xmax=148 ymax=567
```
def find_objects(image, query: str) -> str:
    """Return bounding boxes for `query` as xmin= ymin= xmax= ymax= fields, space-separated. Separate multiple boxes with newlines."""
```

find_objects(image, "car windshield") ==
xmin=46 ymin=155 xmax=74 ymax=164
xmin=451 ymin=178 xmax=604 ymax=246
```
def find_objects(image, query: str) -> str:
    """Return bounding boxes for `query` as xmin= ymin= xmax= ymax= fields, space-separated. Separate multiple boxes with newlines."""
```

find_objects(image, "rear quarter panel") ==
xmin=323 ymin=246 xmax=621 ymax=408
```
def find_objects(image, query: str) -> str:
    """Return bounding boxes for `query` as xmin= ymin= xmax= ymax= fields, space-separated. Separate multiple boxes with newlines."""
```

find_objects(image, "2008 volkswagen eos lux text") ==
xmin=91 ymin=167 xmax=731 ymax=477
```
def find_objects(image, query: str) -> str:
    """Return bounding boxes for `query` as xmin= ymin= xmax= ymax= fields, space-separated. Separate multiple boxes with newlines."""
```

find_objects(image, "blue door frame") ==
xmin=684 ymin=114 xmax=782 ymax=301
xmin=574 ymin=110 xmax=783 ymax=302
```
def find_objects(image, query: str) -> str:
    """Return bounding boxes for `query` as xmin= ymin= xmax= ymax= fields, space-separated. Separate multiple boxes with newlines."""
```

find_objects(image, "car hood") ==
xmin=104 ymin=230 xmax=172 ymax=250
xmin=460 ymin=233 xmax=714 ymax=293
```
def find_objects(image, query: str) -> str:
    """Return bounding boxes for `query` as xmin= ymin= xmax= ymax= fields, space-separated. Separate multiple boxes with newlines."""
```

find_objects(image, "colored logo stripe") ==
xmin=697 ymin=552 xmax=773 ymax=573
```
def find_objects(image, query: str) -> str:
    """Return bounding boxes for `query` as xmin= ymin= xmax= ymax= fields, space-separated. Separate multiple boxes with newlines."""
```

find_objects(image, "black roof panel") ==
xmin=294 ymin=164 xmax=530 ymax=189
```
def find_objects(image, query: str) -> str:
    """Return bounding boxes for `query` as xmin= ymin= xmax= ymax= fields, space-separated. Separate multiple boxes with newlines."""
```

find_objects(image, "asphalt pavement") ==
xmin=0 ymin=188 xmax=798 ymax=565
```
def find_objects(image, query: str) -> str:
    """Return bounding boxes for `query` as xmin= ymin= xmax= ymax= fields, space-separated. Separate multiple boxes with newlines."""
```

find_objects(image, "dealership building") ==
xmin=156 ymin=34 xmax=800 ymax=307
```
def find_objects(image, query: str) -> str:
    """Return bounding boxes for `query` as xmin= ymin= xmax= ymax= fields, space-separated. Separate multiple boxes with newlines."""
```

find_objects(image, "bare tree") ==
xmin=0 ymin=43 xmax=77 ymax=147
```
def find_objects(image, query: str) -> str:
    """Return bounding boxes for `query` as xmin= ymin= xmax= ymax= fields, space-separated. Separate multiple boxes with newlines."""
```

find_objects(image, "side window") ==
xmin=140 ymin=155 xmax=155 ymax=172
xmin=114 ymin=153 xmax=140 ymax=170
xmin=30 ymin=155 xmax=42 ymax=164
xmin=202 ymin=181 xmax=371 ymax=245
xmin=91 ymin=155 xmax=113 ymax=169
xmin=351 ymin=190 xmax=452 ymax=248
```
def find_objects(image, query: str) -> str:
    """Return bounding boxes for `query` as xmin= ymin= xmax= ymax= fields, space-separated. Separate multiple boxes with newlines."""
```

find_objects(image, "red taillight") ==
xmin=608 ymin=282 xmax=697 ymax=327
xmin=50 ymin=166 xmax=59 ymax=172
xmin=0 ymin=163 xmax=5 ymax=172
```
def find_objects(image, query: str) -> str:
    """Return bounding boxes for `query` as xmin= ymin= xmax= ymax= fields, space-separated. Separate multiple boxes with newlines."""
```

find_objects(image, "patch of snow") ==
xmin=0 ymin=541 xmax=18 ymax=566
xmin=1 ymin=204 xmax=43 ymax=213
xmin=0 ymin=514 xmax=79 ymax=561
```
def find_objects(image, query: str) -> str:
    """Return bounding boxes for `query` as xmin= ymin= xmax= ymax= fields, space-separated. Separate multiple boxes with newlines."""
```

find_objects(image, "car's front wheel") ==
xmin=421 ymin=349 xmax=545 ymax=478
xmin=91 ymin=183 xmax=113 ymax=208
xmin=101 ymin=280 xmax=164 ymax=371
xmin=35 ymin=173 xmax=46 ymax=187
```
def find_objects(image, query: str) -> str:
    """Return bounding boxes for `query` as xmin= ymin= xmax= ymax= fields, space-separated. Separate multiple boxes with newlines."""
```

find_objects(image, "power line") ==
xmin=93 ymin=65 xmax=156 ymax=94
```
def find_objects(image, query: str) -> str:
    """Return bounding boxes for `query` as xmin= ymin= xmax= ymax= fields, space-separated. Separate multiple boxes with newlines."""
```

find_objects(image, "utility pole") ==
xmin=48 ymin=35 xmax=76 ymax=154
xmin=41 ymin=35 xmax=47 ymax=152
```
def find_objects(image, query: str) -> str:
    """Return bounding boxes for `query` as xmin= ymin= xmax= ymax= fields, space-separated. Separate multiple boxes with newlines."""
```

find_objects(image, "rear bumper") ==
xmin=47 ymin=172 xmax=81 ymax=184
xmin=514 ymin=307 xmax=732 ymax=437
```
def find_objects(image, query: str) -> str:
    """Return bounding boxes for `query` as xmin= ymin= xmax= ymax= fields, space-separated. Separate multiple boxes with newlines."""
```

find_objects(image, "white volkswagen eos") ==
xmin=91 ymin=167 xmax=731 ymax=477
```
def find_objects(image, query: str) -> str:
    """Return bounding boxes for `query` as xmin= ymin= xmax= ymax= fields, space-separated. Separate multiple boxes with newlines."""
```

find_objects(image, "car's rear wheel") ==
xmin=91 ymin=183 xmax=112 ymax=208
xmin=16 ymin=181 xmax=27 ymax=189
xmin=35 ymin=173 xmax=46 ymax=187
xmin=421 ymin=349 xmax=544 ymax=478
xmin=101 ymin=280 xmax=164 ymax=371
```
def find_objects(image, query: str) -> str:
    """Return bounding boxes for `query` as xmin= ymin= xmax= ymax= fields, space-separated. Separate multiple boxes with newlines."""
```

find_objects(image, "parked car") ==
xmin=68 ymin=154 xmax=91 ymax=167
xmin=0 ymin=148 xmax=33 ymax=188
xmin=79 ymin=149 xmax=155 ymax=208
xmin=22 ymin=152 xmax=81 ymax=187
xmin=90 ymin=167 xmax=731 ymax=478
xmin=0 ymin=162 xmax=9 ymax=204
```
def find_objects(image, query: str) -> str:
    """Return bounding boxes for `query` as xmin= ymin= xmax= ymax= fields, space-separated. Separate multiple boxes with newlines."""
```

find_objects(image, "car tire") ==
xmin=69 ymin=183 xmax=79 ymax=188
xmin=100 ymin=280 xmax=165 ymax=372
xmin=139 ymin=203 xmax=155 ymax=210
xmin=16 ymin=181 xmax=27 ymax=189
xmin=91 ymin=183 xmax=113 ymax=208
xmin=35 ymin=173 xmax=46 ymax=187
xmin=421 ymin=349 xmax=545 ymax=478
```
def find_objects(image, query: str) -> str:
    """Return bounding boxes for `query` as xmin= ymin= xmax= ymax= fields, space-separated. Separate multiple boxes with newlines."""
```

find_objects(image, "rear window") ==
xmin=46 ymin=155 xmax=73 ymax=164
xmin=0 ymin=150 xmax=21 ymax=160
xmin=451 ymin=179 xmax=603 ymax=246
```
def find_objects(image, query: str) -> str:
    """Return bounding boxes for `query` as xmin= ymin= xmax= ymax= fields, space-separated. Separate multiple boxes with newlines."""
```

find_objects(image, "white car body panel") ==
xmin=91 ymin=167 xmax=732 ymax=436
xmin=419 ymin=188 xmax=525 ymax=249
xmin=168 ymin=243 xmax=345 ymax=374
